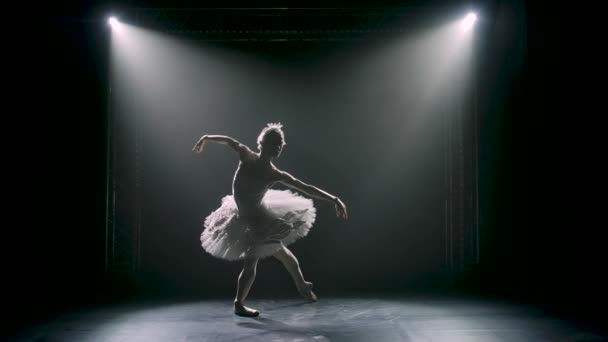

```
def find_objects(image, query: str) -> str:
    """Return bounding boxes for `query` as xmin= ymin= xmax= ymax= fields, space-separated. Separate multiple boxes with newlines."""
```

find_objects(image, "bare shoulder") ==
xmin=238 ymin=143 xmax=257 ymax=161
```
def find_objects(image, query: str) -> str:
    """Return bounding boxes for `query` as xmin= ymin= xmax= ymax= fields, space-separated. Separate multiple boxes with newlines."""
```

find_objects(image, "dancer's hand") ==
xmin=334 ymin=197 xmax=348 ymax=219
xmin=192 ymin=135 xmax=208 ymax=153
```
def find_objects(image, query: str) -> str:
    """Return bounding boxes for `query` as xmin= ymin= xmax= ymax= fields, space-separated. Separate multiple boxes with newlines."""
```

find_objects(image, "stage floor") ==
xmin=9 ymin=295 xmax=607 ymax=341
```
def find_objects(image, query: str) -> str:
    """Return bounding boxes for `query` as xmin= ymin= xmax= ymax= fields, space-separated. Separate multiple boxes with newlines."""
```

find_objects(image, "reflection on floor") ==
xmin=10 ymin=295 xmax=607 ymax=341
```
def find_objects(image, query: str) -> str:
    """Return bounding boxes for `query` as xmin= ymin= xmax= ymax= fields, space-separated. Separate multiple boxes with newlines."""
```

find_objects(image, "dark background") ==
xmin=9 ymin=0 xmax=605 ymax=336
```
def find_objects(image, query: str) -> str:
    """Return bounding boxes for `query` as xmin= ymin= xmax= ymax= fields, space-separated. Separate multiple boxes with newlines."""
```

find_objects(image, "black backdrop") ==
xmin=120 ymin=39 xmax=449 ymax=296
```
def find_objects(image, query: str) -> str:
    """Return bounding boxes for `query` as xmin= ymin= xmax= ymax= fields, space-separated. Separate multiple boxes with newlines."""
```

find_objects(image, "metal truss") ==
xmin=444 ymin=87 xmax=480 ymax=277
xmin=129 ymin=6 xmax=462 ymax=41
xmin=106 ymin=86 xmax=142 ymax=272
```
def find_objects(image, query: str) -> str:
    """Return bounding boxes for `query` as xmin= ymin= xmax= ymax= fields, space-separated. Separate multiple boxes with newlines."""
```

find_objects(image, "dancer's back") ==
xmin=232 ymin=152 xmax=277 ymax=217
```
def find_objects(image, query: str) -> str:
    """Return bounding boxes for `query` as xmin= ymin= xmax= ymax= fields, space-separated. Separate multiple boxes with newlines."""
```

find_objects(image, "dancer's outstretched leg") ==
xmin=234 ymin=257 xmax=260 ymax=317
xmin=273 ymin=244 xmax=317 ymax=302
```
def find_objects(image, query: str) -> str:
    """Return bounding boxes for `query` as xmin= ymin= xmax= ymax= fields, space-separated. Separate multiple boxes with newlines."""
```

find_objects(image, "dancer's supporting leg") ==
xmin=234 ymin=257 xmax=260 ymax=316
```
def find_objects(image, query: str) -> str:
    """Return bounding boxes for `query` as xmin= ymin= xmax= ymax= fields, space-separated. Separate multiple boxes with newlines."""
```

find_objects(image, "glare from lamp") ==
xmin=461 ymin=13 xmax=477 ymax=32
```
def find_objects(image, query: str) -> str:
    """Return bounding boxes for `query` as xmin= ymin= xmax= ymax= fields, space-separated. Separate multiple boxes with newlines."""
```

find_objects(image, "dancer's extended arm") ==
xmin=276 ymin=170 xmax=348 ymax=219
xmin=193 ymin=134 xmax=253 ymax=159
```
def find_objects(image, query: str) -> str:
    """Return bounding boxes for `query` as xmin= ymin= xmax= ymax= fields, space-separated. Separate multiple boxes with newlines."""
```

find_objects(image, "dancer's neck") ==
xmin=258 ymin=152 xmax=273 ymax=164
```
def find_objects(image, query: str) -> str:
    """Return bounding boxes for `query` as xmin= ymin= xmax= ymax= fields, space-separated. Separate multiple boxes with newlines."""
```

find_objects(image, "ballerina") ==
xmin=193 ymin=122 xmax=348 ymax=317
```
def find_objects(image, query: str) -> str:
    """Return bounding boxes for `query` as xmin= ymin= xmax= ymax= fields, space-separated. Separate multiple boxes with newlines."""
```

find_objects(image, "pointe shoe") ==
xmin=234 ymin=302 xmax=260 ymax=317
xmin=297 ymin=281 xmax=318 ymax=302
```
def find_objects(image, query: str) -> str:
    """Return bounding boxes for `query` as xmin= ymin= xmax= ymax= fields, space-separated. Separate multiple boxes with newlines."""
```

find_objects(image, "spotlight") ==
xmin=108 ymin=16 xmax=120 ymax=30
xmin=461 ymin=12 xmax=477 ymax=32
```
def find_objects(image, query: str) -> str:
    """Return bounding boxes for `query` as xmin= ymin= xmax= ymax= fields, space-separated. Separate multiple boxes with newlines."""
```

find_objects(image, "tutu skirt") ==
xmin=201 ymin=189 xmax=316 ymax=261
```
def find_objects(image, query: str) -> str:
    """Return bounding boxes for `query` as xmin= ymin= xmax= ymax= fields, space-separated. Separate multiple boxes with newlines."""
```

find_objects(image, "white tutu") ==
xmin=201 ymin=189 xmax=317 ymax=261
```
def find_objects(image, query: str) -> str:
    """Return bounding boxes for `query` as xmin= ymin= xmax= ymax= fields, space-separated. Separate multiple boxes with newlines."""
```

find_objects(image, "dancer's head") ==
xmin=257 ymin=122 xmax=286 ymax=158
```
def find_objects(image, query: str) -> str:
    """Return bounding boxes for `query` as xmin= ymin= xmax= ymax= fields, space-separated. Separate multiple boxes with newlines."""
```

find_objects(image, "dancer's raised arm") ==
xmin=193 ymin=134 xmax=253 ymax=160
xmin=276 ymin=170 xmax=348 ymax=219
